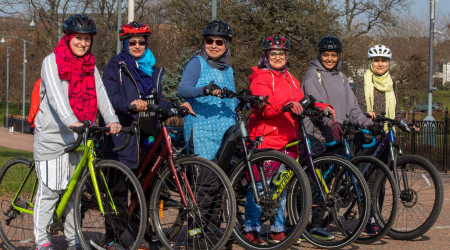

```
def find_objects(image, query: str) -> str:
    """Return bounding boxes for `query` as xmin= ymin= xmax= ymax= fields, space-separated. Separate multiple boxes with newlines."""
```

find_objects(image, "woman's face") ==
xmin=372 ymin=57 xmax=389 ymax=75
xmin=321 ymin=51 xmax=338 ymax=70
xmin=128 ymin=36 xmax=146 ymax=58
xmin=268 ymin=49 xmax=287 ymax=69
xmin=205 ymin=35 xmax=226 ymax=59
xmin=70 ymin=33 xmax=92 ymax=57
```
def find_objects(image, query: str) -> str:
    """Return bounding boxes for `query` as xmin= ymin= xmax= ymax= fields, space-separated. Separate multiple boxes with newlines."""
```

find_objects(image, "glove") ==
xmin=283 ymin=101 xmax=303 ymax=115
xmin=330 ymin=122 xmax=342 ymax=141
xmin=202 ymin=83 xmax=221 ymax=96
xmin=367 ymin=124 xmax=383 ymax=136
xmin=324 ymin=106 xmax=336 ymax=122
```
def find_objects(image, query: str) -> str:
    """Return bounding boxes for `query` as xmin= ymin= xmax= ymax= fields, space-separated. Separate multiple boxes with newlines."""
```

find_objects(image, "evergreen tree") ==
xmin=161 ymin=46 xmax=194 ymax=103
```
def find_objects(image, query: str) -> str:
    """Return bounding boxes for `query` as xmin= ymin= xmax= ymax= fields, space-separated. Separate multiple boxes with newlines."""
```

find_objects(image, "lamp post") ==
xmin=117 ymin=0 xmax=123 ymax=54
xmin=0 ymin=36 xmax=33 ymax=133
xmin=0 ymin=44 xmax=15 ymax=128
xmin=28 ymin=18 xmax=63 ymax=41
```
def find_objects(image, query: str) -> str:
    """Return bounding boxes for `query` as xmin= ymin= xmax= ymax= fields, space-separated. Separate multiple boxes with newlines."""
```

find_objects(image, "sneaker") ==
xmin=37 ymin=242 xmax=55 ymax=250
xmin=138 ymin=240 xmax=150 ymax=250
xmin=268 ymin=232 xmax=286 ymax=244
xmin=310 ymin=227 xmax=335 ymax=241
xmin=362 ymin=222 xmax=379 ymax=236
xmin=245 ymin=231 xmax=267 ymax=245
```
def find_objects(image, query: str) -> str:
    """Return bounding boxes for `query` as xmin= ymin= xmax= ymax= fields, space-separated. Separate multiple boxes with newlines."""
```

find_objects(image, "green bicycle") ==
xmin=0 ymin=121 xmax=147 ymax=250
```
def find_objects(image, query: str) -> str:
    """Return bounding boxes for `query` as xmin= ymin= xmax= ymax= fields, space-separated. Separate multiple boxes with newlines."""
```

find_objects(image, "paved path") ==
xmin=0 ymin=127 xmax=33 ymax=152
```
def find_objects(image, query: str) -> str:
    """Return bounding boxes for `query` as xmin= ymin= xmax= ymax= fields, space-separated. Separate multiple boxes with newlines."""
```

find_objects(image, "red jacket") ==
xmin=28 ymin=79 xmax=41 ymax=128
xmin=248 ymin=67 xmax=328 ymax=151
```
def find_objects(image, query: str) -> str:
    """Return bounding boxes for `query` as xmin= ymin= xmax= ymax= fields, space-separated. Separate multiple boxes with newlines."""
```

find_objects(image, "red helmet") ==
xmin=119 ymin=21 xmax=151 ymax=40
xmin=262 ymin=35 xmax=290 ymax=50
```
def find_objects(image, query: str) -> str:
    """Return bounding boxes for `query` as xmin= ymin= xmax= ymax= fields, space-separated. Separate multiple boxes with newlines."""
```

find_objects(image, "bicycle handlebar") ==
xmin=219 ymin=87 xmax=269 ymax=107
xmin=65 ymin=121 xmax=138 ymax=153
xmin=323 ymin=123 xmax=376 ymax=148
xmin=128 ymin=103 xmax=195 ymax=118
xmin=364 ymin=112 xmax=411 ymax=133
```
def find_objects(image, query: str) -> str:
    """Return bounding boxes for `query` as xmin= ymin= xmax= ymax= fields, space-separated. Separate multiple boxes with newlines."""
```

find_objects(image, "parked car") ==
xmin=413 ymin=101 xmax=443 ymax=112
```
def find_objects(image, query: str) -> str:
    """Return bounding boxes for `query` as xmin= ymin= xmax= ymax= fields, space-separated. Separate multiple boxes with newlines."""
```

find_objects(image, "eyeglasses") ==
xmin=205 ymin=37 xmax=225 ymax=46
xmin=128 ymin=41 xmax=146 ymax=46
xmin=269 ymin=51 xmax=286 ymax=58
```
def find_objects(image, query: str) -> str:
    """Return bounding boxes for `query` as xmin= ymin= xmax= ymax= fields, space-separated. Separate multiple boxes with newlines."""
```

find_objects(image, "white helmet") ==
xmin=368 ymin=45 xmax=392 ymax=59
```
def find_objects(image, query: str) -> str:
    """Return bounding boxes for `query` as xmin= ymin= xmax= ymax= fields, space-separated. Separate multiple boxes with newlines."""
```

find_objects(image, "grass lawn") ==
xmin=0 ymin=146 xmax=35 ymax=196
xmin=0 ymin=102 xmax=31 ymax=119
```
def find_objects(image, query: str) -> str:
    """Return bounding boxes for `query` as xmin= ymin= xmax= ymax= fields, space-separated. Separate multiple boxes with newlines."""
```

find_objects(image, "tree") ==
xmin=161 ymin=46 xmax=193 ymax=103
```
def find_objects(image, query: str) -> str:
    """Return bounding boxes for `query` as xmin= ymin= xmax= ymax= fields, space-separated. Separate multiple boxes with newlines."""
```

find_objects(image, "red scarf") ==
xmin=53 ymin=33 xmax=97 ymax=125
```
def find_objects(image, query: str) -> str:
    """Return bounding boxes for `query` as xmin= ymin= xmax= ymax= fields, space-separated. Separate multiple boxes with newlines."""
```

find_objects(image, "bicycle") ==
xmin=358 ymin=113 xmax=444 ymax=240
xmin=0 ymin=121 xmax=147 ymax=250
xmin=126 ymin=103 xmax=236 ymax=250
xmin=284 ymin=104 xmax=371 ymax=249
xmin=322 ymin=120 xmax=399 ymax=244
xmin=211 ymin=87 xmax=312 ymax=250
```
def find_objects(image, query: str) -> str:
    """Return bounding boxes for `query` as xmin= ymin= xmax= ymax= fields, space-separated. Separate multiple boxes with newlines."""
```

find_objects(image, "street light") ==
xmin=28 ymin=18 xmax=63 ymax=41
xmin=0 ymin=44 xmax=15 ymax=128
xmin=0 ymin=36 xmax=33 ymax=133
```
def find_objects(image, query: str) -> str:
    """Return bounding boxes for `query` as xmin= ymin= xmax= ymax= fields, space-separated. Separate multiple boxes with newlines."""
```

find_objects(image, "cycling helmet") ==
xmin=317 ymin=36 xmax=343 ymax=52
xmin=119 ymin=21 xmax=151 ymax=40
xmin=368 ymin=44 xmax=392 ymax=59
xmin=63 ymin=14 xmax=97 ymax=35
xmin=202 ymin=20 xmax=233 ymax=41
xmin=261 ymin=35 xmax=290 ymax=50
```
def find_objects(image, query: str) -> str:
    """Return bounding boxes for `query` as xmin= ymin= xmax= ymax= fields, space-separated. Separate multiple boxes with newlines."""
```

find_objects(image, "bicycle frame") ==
xmin=10 ymin=139 xmax=116 ymax=221
xmin=128 ymin=121 xmax=197 ymax=216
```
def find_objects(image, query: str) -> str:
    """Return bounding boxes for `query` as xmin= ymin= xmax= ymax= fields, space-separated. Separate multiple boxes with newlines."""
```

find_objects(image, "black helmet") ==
xmin=63 ymin=14 xmax=97 ymax=35
xmin=202 ymin=20 xmax=233 ymax=41
xmin=262 ymin=35 xmax=290 ymax=50
xmin=317 ymin=36 xmax=343 ymax=52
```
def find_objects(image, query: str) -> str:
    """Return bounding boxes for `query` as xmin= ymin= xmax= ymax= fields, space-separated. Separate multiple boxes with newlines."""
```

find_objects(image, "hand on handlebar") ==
xmin=70 ymin=122 xmax=84 ymax=129
xmin=324 ymin=106 xmax=336 ymax=122
xmin=203 ymin=81 xmax=222 ymax=97
xmin=106 ymin=122 xmax=121 ymax=135
xmin=283 ymin=101 xmax=303 ymax=115
xmin=180 ymin=102 xmax=196 ymax=116
xmin=367 ymin=111 xmax=376 ymax=120
xmin=130 ymin=99 xmax=148 ymax=112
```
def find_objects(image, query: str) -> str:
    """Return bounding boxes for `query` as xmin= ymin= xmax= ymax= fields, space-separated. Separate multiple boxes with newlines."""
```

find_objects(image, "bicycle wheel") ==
xmin=231 ymin=150 xmax=311 ymax=250
xmin=290 ymin=156 xmax=370 ymax=249
xmin=351 ymin=156 xmax=399 ymax=244
xmin=73 ymin=160 xmax=146 ymax=250
xmin=387 ymin=155 xmax=444 ymax=240
xmin=150 ymin=156 xmax=236 ymax=250
xmin=0 ymin=157 xmax=36 ymax=250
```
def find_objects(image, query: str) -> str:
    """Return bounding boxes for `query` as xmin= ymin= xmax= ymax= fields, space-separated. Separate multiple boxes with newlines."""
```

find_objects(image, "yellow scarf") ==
xmin=364 ymin=68 xmax=396 ymax=131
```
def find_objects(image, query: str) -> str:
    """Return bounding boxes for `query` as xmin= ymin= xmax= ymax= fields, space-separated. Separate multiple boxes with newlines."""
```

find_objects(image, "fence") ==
xmin=3 ymin=115 xmax=32 ymax=134
xmin=396 ymin=109 xmax=450 ymax=172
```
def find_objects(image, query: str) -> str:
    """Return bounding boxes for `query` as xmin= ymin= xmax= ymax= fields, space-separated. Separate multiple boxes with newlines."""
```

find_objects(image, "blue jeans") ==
xmin=244 ymin=176 xmax=287 ymax=233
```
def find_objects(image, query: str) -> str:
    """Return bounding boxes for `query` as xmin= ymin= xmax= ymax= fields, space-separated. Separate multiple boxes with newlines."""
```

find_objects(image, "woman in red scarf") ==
xmin=33 ymin=14 xmax=120 ymax=250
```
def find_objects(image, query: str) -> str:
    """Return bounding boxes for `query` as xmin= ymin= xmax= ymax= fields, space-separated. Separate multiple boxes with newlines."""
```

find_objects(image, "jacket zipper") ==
xmin=120 ymin=63 xmax=142 ymax=165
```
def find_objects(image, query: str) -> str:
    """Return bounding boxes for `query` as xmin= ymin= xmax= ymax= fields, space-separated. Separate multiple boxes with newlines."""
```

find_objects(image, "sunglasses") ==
xmin=205 ymin=37 xmax=225 ymax=46
xmin=128 ymin=41 xmax=146 ymax=46
xmin=269 ymin=51 xmax=286 ymax=58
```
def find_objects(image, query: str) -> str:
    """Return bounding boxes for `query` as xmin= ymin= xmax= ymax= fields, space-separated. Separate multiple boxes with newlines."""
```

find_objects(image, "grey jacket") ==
xmin=34 ymin=53 xmax=119 ymax=161
xmin=301 ymin=59 xmax=372 ymax=148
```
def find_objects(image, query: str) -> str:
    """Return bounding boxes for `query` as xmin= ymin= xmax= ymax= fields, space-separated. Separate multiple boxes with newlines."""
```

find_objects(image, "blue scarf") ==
xmin=119 ymin=37 xmax=156 ymax=96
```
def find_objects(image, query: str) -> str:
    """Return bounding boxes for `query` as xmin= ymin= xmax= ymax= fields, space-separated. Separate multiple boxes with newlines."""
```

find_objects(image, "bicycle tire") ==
xmin=73 ymin=160 xmax=147 ymax=250
xmin=289 ymin=156 xmax=370 ymax=249
xmin=230 ymin=150 xmax=312 ymax=250
xmin=0 ymin=157 xmax=36 ymax=250
xmin=351 ymin=156 xmax=399 ymax=244
xmin=150 ymin=156 xmax=236 ymax=250
xmin=386 ymin=155 xmax=444 ymax=240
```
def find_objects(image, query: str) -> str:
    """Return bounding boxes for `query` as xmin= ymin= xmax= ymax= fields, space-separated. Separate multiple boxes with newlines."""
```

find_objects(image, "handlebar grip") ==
xmin=364 ymin=113 xmax=371 ymax=118
xmin=113 ymin=132 xmax=131 ymax=152
xmin=129 ymin=104 xmax=137 ymax=110
xmin=323 ymin=141 xmax=338 ymax=147
xmin=362 ymin=135 xmax=377 ymax=149
xmin=361 ymin=129 xmax=370 ymax=134
xmin=65 ymin=134 xmax=83 ymax=153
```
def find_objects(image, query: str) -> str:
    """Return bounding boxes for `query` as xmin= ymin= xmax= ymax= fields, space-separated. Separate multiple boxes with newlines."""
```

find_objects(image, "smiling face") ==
xmin=69 ymin=33 xmax=92 ymax=57
xmin=204 ymin=35 xmax=226 ymax=59
xmin=371 ymin=57 xmax=389 ymax=75
xmin=128 ymin=35 xmax=146 ymax=58
xmin=268 ymin=49 xmax=287 ymax=69
xmin=321 ymin=50 xmax=338 ymax=70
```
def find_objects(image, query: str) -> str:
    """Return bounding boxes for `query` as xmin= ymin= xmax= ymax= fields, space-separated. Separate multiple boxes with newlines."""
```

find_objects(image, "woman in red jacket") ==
xmin=244 ymin=35 xmax=335 ymax=245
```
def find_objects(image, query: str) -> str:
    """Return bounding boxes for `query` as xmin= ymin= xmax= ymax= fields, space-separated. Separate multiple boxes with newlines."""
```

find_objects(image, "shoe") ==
xmin=295 ymin=234 xmax=305 ymax=245
xmin=245 ymin=231 xmax=267 ymax=245
xmin=362 ymin=221 xmax=379 ymax=236
xmin=67 ymin=244 xmax=82 ymax=250
xmin=268 ymin=232 xmax=286 ymax=244
xmin=310 ymin=227 xmax=335 ymax=241
xmin=138 ymin=240 xmax=150 ymax=250
xmin=37 ymin=242 xmax=55 ymax=250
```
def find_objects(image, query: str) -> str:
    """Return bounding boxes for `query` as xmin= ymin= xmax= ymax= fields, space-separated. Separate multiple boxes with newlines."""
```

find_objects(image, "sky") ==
xmin=410 ymin=0 xmax=450 ymax=15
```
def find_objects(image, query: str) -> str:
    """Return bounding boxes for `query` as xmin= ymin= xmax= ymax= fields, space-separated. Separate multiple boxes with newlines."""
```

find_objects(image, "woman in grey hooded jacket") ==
xmin=301 ymin=36 xmax=382 ymax=241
